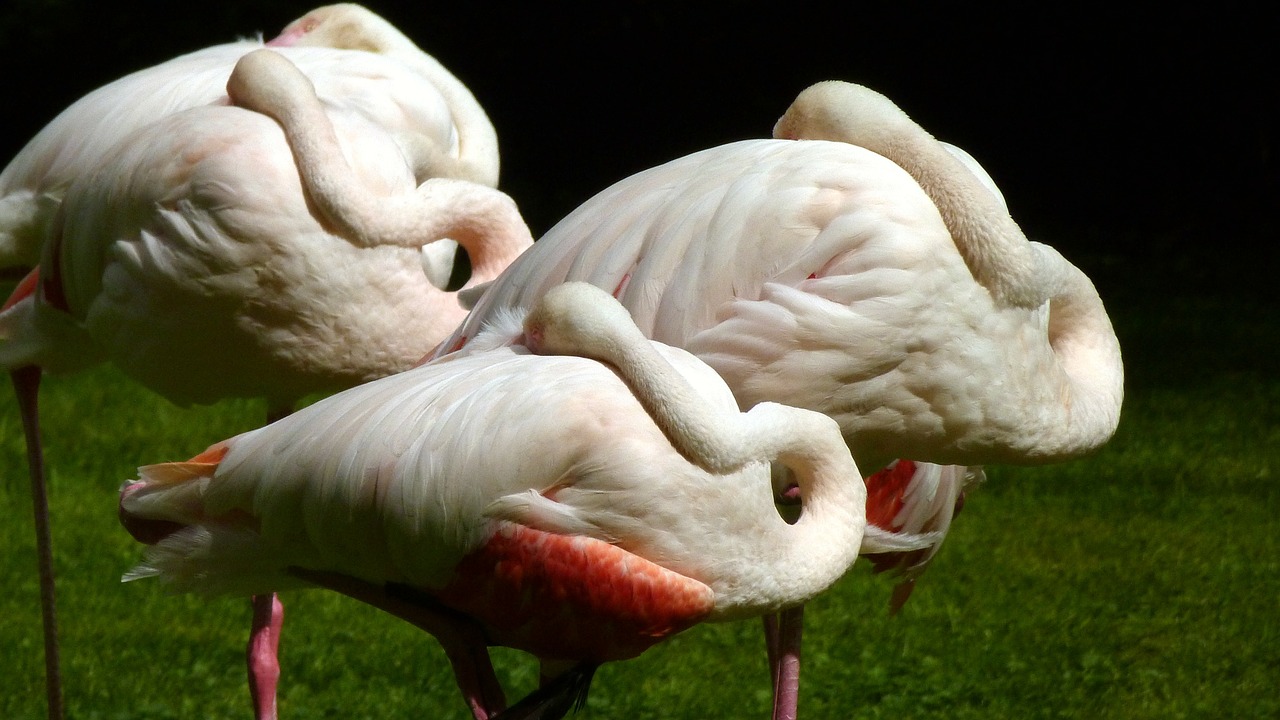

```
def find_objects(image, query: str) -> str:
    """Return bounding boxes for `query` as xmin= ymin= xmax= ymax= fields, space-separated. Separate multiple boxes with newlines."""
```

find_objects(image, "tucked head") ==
xmin=773 ymin=80 xmax=916 ymax=148
xmin=267 ymin=3 xmax=396 ymax=54
xmin=522 ymin=282 xmax=641 ymax=360
xmin=226 ymin=49 xmax=315 ymax=112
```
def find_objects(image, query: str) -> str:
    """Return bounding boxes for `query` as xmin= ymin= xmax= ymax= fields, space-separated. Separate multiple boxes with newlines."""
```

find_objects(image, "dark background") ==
xmin=1 ymin=2 xmax=1275 ymax=271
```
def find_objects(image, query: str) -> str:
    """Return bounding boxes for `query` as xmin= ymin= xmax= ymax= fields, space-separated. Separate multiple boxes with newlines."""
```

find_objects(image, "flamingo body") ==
xmin=120 ymin=284 xmax=901 ymax=700
xmin=0 ymin=4 xmax=498 ymax=271
xmin=1 ymin=47 xmax=530 ymax=409
xmin=425 ymin=525 xmax=716 ymax=662
xmin=1 ymin=14 xmax=522 ymax=716
xmin=437 ymin=137 xmax=1121 ymax=471
xmin=427 ymin=82 xmax=1123 ymax=717
xmin=20 ymin=94 xmax=448 ymax=406
xmin=123 ymin=337 xmax=796 ymax=612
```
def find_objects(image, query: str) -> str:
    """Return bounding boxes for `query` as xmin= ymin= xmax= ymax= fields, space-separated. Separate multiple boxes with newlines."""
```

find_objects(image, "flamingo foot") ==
xmin=247 ymin=593 xmax=284 ymax=720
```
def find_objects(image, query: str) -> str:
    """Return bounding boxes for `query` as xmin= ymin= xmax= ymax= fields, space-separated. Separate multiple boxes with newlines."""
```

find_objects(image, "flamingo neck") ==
xmin=1024 ymin=244 xmax=1125 ymax=459
xmin=607 ymin=345 xmax=868 ymax=615
xmin=776 ymin=82 xmax=1124 ymax=458
xmin=361 ymin=38 xmax=501 ymax=188
xmin=269 ymin=5 xmax=500 ymax=187
xmin=884 ymin=135 xmax=1050 ymax=308
xmin=524 ymin=284 xmax=868 ymax=615
xmin=705 ymin=413 xmax=867 ymax=618
xmin=225 ymin=51 xmax=531 ymax=279
xmin=776 ymin=81 xmax=1049 ymax=308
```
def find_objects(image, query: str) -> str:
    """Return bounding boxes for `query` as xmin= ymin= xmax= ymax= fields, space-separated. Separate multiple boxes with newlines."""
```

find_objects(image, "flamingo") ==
xmin=1 ymin=48 xmax=532 ymax=719
xmin=264 ymin=3 xmax=500 ymax=188
xmin=1 ymin=11 xmax=504 ymax=709
xmin=118 ymin=281 xmax=931 ymax=719
xmin=428 ymin=81 xmax=1124 ymax=718
xmin=0 ymin=3 xmax=500 ymax=273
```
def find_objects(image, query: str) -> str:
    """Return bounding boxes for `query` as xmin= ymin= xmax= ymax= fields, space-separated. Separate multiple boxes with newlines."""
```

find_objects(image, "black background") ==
xmin=2 ymin=2 xmax=1275 ymax=269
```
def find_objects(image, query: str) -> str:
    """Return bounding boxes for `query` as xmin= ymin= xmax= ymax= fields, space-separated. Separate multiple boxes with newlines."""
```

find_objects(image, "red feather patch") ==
xmin=436 ymin=524 xmax=714 ymax=662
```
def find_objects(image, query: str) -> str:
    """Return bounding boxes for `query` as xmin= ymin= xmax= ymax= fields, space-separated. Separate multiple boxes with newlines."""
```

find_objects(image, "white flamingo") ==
xmin=1 ymin=47 xmax=531 ymax=720
xmin=429 ymin=81 xmax=1124 ymax=718
xmin=1 ymin=3 xmax=499 ymax=272
xmin=2 ymin=16 xmax=503 ymax=706
xmin=119 ymin=281 xmax=930 ymax=720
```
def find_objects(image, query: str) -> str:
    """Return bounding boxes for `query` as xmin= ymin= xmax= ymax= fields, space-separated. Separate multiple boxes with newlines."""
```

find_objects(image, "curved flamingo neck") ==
xmin=775 ymin=81 xmax=1049 ymax=308
xmin=887 ymin=136 xmax=1050 ymax=308
xmin=224 ymin=50 xmax=530 ymax=284
xmin=776 ymin=82 xmax=1124 ymax=455
xmin=523 ymin=283 xmax=868 ymax=611
xmin=268 ymin=5 xmax=501 ymax=187
xmin=1027 ymin=245 xmax=1125 ymax=458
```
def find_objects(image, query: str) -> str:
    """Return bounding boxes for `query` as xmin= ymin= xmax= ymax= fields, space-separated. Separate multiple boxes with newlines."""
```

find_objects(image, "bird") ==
xmin=0 ymin=3 xmax=500 ymax=274
xmin=265 ymin=3 xmax=500 ymax=188
xmin=118 ymin=281 xmax=931 ymax=720
xmin=0 ymin=46 xmax=531 ymax=720
xmin=427 ymin=81 xmax=1124 ymax=718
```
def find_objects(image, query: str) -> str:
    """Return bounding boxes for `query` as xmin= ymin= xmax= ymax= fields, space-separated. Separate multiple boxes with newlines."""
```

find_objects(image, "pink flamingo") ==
xmin=428 ymin=81 xmax=1124 ymax=718
xmin=1 ymin=47 xmax=531 ymax=719
xmin=119 ymin=281 xmax=930 ymax=719
xmin=1 ymin=3 xmax=501 ymax=272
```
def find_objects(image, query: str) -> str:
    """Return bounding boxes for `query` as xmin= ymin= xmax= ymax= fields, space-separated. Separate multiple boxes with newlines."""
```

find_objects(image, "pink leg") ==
xmin=762 ymin=612 xmax=780 ymax=690
xmin=247 ymin=405 xmax=293 ymax=720
xmin=444 ymin=636 xmax=506 ymax=720
xmin=770 ymin=605 xmax=804 ymax=720
xmin=289 ymin=567 xmax=506 ymax=719
xmin=247 ymin=594 xmax=284 ymax=720
xmin=12 ymin=366 xmax=65 ymax=720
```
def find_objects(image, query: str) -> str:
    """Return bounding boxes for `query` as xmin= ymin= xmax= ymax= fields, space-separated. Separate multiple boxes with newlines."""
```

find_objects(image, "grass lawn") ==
xmin=1 ymin=242 xmax=1276 ymax=719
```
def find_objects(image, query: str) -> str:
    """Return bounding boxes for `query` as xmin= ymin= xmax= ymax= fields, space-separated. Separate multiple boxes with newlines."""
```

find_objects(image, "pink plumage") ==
xmin=120 ymin=283 xmax=921 ymax=718
xmin=2 ymin=7 xmax=529 ymax=719
xmin=427 ymin=80 xmax=1124 ymax=719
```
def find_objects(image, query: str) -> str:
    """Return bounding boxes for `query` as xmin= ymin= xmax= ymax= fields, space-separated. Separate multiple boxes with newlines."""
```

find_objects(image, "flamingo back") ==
xmin=0 ymin=41 xmax=478 ymax=271
xmin=118 ymin=333 xmax=741 ymax=593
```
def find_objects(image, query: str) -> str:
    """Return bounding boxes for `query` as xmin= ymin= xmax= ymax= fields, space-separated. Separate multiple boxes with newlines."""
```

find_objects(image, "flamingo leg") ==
xmin=770 ymin=605 xmax=804 ymax=720
xmin=247 ymin=594 xmax=284 ymax=720
xmin=247 ymin=404 xmax=294 ymax=720
xmin=289 ymin=567 xmax=506 ymax=719
xmin=762 ymin=612 xmax=780 ymax=690
xmin=12 ymin=366 xmax=65 ymax=720
xmin=502 ymin=661 xmax=597 ymax=720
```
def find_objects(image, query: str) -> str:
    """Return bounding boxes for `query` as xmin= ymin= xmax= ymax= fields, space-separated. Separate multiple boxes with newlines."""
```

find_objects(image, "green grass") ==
xmin=1 ymin=252 xmax=1277 ymax=719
